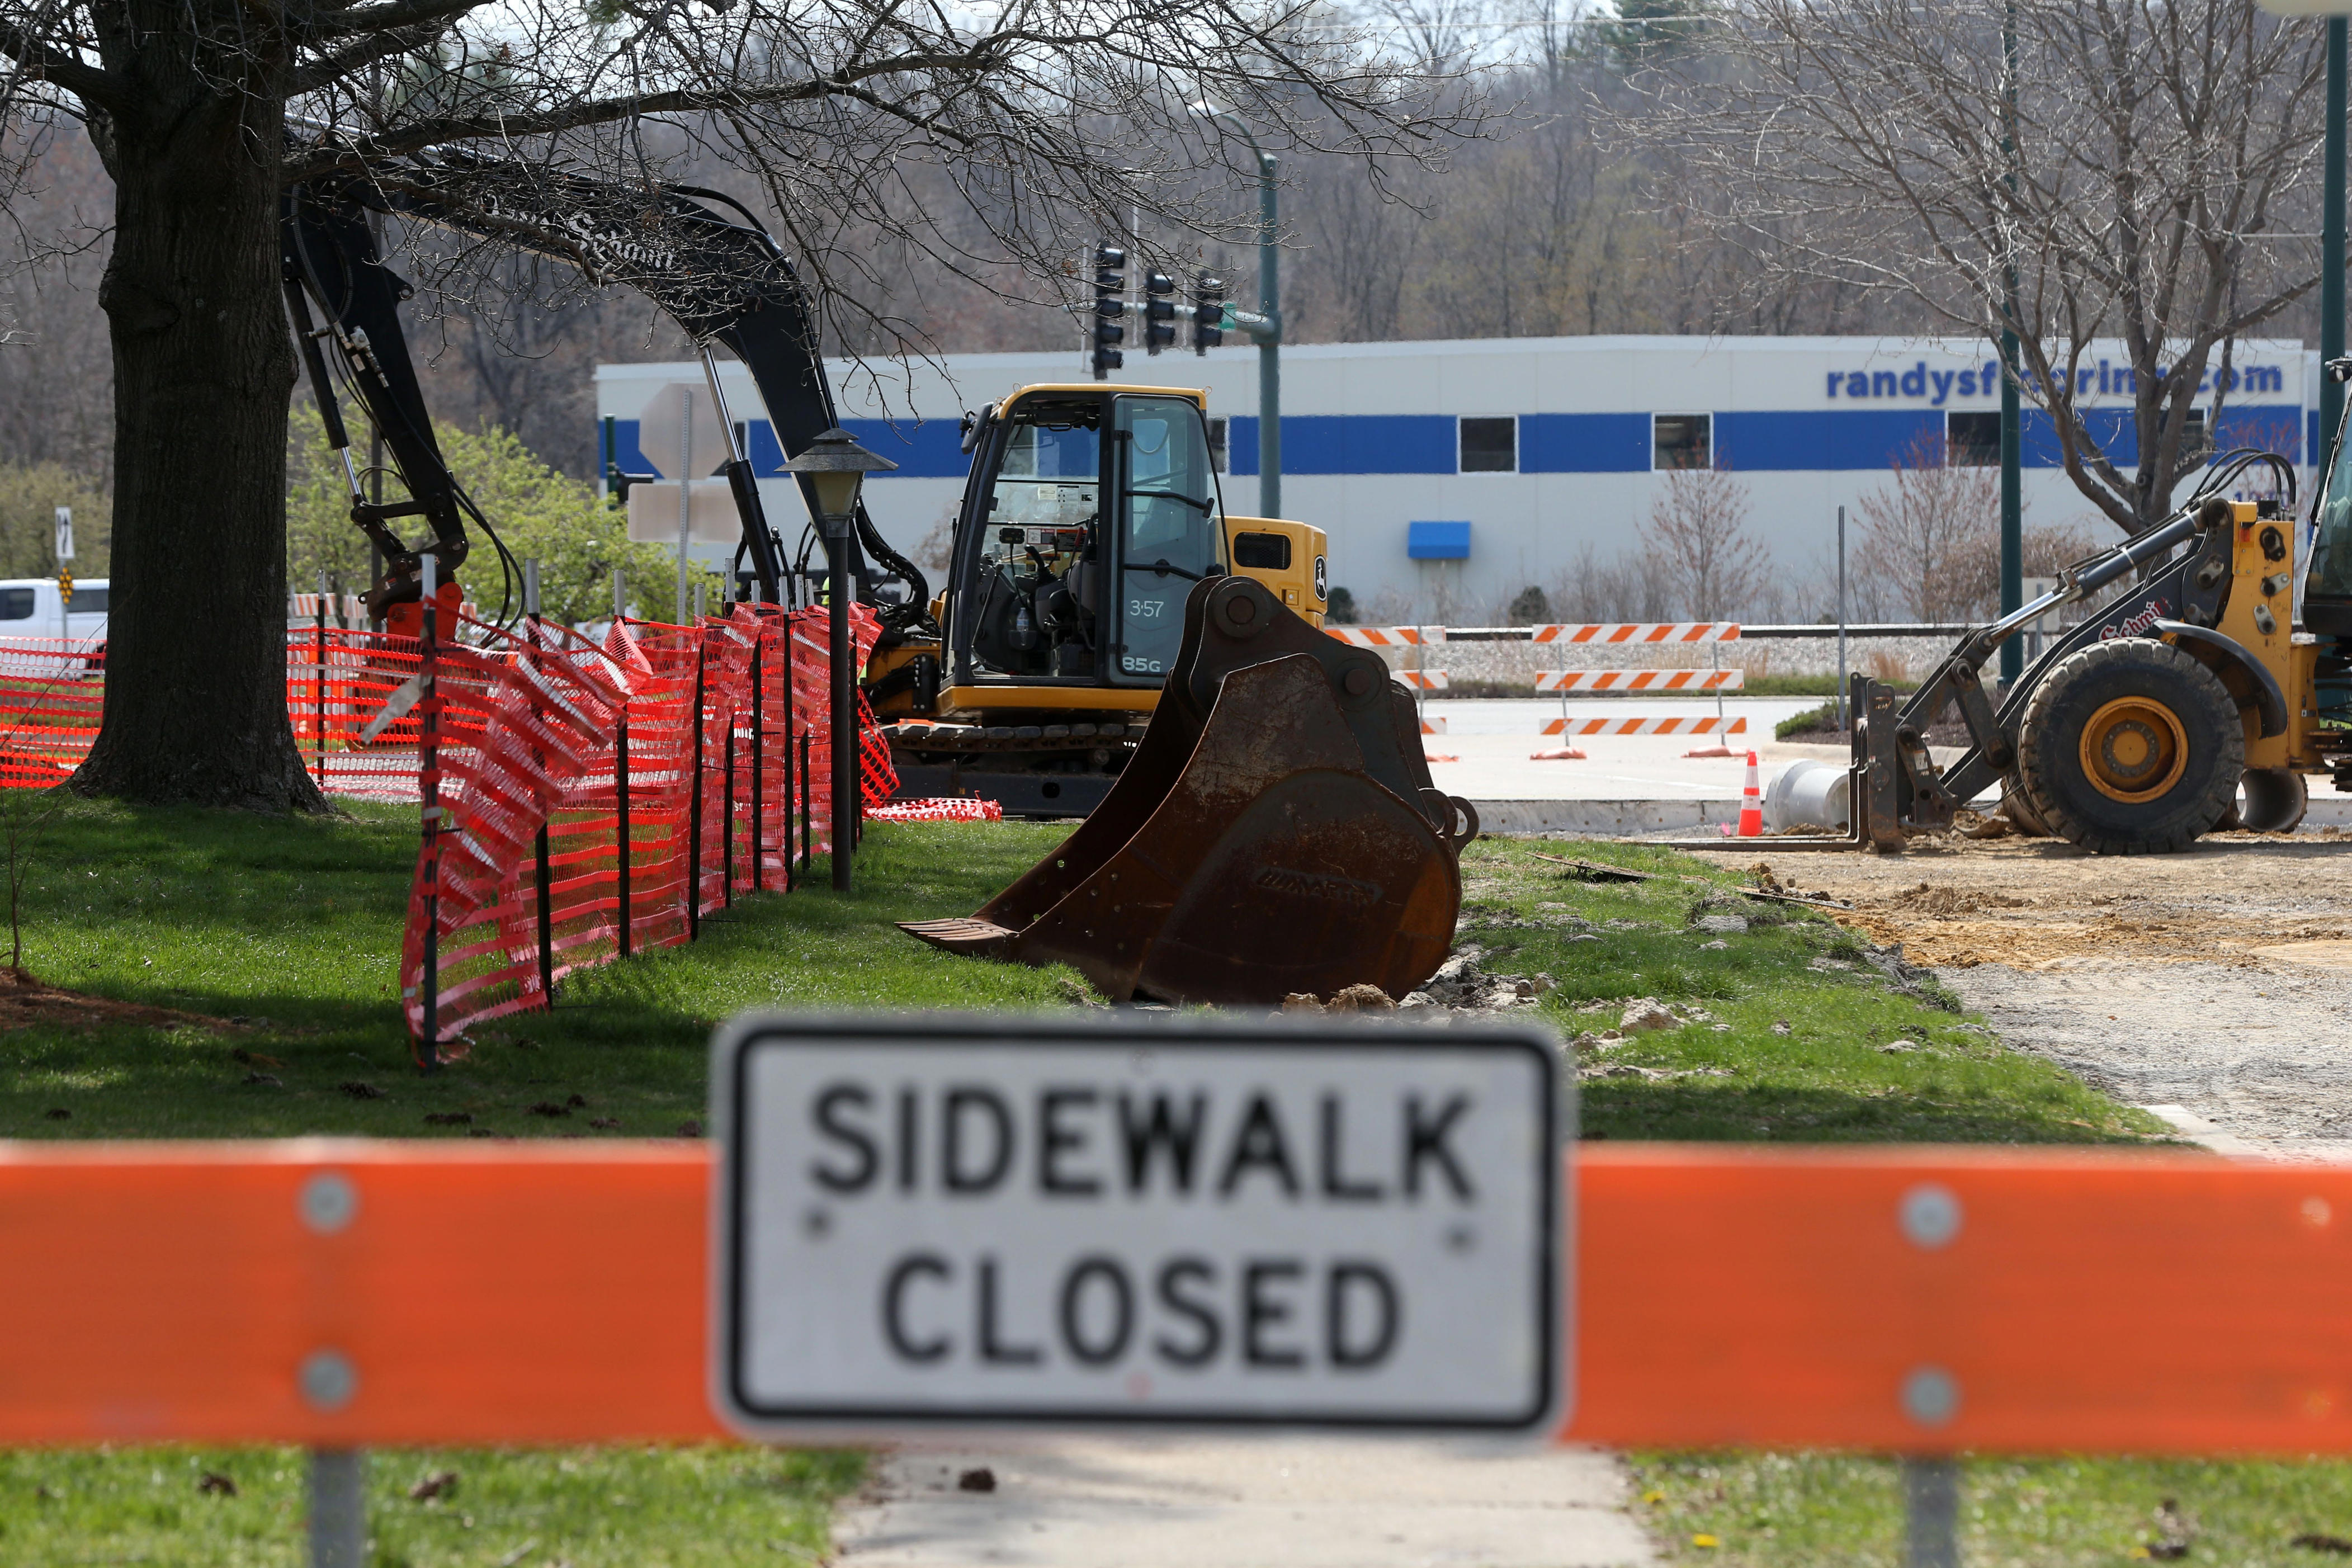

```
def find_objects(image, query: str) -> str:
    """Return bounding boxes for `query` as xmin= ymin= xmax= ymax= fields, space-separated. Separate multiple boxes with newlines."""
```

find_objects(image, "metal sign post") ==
xmin=55 ymin=506 xmax=74 ymax=646
xmin=711 ymin=1013 xmax=1566 ymax=1435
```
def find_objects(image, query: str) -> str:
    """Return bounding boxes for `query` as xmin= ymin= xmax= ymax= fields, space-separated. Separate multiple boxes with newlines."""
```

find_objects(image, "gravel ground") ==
xmin=1691 ymin=833 xmax=2352 ymax=1155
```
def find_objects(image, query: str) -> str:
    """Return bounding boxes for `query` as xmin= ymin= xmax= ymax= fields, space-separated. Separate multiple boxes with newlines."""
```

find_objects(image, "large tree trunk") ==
xmin=75 ymin=89 xmax=327 ymax=811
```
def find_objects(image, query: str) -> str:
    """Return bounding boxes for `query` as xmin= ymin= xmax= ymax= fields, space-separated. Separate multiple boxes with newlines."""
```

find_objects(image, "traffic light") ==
xmin=1192 ymin=272 xmax=1226 ymax=353
xmin=1142 ymin=270 xmax=1178 ymax=355
xmin=1091 ymin=243 xmax=1126 ymax=379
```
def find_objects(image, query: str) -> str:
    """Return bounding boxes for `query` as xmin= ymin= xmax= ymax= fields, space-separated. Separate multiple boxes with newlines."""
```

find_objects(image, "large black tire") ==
xmin=2016 ymin=639 xmax=2243 ymax=854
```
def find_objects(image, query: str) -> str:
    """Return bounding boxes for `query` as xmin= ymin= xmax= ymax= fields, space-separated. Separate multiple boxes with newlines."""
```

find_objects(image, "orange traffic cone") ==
xmin=1736 ymin=750 xmax=1764 ymax=837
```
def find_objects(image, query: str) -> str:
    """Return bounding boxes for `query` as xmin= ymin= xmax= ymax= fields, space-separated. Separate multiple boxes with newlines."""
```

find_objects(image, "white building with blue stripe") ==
xmin=596 ymin=334 xmax=2316 ymax=615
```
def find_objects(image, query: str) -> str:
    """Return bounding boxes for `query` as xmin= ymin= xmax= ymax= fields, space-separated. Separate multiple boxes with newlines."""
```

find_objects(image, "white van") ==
xmin=0 ymin=578 xmax=110 ymax=678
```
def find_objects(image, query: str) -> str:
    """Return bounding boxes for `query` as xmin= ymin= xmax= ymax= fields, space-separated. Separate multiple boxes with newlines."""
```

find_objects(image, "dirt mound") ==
xmin=1880 ymin=881 xmax=2027 ymax=917
xmin=0 ymin=970 xmax=251 ymax=1033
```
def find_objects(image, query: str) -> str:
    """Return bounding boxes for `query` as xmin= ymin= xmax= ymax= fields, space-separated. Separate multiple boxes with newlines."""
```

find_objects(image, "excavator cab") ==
xmin=871 ymin=380 xmax=1330 ymax=819
xmin=953 ymin=386 xmax=1229 ymax=692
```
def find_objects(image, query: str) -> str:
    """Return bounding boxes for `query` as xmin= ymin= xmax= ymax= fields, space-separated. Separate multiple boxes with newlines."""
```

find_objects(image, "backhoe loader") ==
xmin=1779 ymin=414 xmax=2352 ymax=853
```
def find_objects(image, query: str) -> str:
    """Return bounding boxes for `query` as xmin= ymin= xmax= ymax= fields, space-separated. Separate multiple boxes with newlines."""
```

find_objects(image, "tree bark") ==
xmin=75 ymin=89 xmax=329 ymax=812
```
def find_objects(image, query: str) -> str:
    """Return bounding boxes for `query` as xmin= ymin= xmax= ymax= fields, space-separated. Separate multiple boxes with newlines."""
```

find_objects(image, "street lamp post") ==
xmin=1192 ymin=104 xmax=1282 ymax=518
xmin=786 ymin=427 xmax=897 ymax=891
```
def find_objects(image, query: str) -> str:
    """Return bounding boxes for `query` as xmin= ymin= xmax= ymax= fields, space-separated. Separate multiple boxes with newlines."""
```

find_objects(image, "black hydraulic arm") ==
xmin=287 ymin=147 xmax=931 ymax=623
xmin=281 ymin=186 xmax=471 ymax=615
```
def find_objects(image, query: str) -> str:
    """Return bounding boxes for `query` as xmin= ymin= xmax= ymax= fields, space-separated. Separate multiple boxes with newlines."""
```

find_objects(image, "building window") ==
xmin=2182 ymin=408 xmax=2212 ymax=462
xmin=1947 ymin=411 xmax=2000 ymax=467
xmin=1207 ymin=417 xmax=1229 ymax=474
xmin=1459 ymin=416 xmax=1517 ymax=473
xmin=1652 ymin=413 xmax=1712 ymax=471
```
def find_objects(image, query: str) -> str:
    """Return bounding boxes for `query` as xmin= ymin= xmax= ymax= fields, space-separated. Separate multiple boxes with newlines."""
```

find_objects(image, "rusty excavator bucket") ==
xmin=901 ymin=577 xmax=1477 ymax=1005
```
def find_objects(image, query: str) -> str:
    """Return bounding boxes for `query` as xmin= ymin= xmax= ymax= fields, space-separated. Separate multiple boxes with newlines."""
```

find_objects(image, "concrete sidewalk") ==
xmin=833 ymin=1436 xmax=1655 ymax=1567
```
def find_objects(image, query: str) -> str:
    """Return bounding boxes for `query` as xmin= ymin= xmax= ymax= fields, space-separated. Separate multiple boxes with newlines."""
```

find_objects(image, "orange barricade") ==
xmin=0 ymin=636 xmax=105 ymax=786
xmin=0 ymin=1140 xmax=2348 ymax=1453
xmin=397 ymin=606 xmax=894 ymax=1056
xmin=0 ymin=611 xmax=897 ymax=1052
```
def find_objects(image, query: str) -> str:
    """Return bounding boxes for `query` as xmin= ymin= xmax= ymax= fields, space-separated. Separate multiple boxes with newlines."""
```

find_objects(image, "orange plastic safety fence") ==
xmin=398 ymin=605 xmax=894 ymax=1058
xmin=0 ymin=627 xmax=434 ymax=797
xmin=0 ymin=638 xmax=105 ymax=787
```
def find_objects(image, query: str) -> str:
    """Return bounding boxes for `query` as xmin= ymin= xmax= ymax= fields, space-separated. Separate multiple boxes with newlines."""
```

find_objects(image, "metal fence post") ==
xmin=800 ymin=729 xmax=814 ymax=871
xmin=687 ymin=638 xmax=706 ymax=939
xmin=1903 ymin=1457 xmax=1959 ymax=1568
xmin=418 ymin=555 xmax=441 ymax=1069
xmin=526 ymin=587 xmax=553 ymax=1007
xmin=1836 ymin=504 xmax=1850 ymax=731
xmin=314 ymin=570 xmax=329 ymax=787
xmin=306 ymin=1448 xmax=365 ymax=1568
xmin=615 ymin=707 xmax=632 ymax=957
xmin=721 ymin=698 xmax=737 ymax=908
xmin=750 ymin=637 xmax=764 ymax=895
xmin=781 ymin=621 xmax=796 ymax=894
xmin=534 ymin=823 xmax=554 ymax=1003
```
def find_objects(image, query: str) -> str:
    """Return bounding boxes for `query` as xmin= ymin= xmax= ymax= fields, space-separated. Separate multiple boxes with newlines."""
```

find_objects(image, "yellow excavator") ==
xmin=863 ymin=381 xmax=1328 ymax=818
xmin=865 ymin=380 xmax=1476 ymax=1004
xmin=279 ymin=134 xmax=1468 ymax=1005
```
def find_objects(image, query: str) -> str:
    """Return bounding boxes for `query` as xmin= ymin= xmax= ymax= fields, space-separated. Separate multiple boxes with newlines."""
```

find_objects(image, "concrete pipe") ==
xmin=1763 ymin=758 xmax=1849 ymax=835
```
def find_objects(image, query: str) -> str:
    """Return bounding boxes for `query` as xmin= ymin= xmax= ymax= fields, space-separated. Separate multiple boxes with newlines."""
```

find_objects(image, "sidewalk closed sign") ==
xmin=712 ymin=1014 xmax=1566 ymax=1434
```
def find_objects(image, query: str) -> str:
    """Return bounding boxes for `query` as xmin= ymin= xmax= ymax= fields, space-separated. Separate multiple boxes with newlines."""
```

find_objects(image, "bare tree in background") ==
xmin=1642 ymin=465 xmax=1764 ymax=620
xmin=1547 ymin=542 xmax=1672 ymax=625
xmin=1852 ymin=434 xmax=2002 ymax=622
xmin=0 ymin=0 xmax=1488 ymax=810
xmin=1630 ymin=0 xmax=2325 ymax=536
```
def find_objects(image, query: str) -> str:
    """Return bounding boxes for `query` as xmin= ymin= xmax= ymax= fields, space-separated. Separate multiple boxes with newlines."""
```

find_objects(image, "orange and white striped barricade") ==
xmin=1528 ymin=624 xmax=1744 ymax=755
xmin=1538 ymin=715 xmax=1748 ymax=738
xmin=1533 ymin=669 xmax=1744 ymax=693
xmin=1528 ymin=622 xmax=1739 ymax=645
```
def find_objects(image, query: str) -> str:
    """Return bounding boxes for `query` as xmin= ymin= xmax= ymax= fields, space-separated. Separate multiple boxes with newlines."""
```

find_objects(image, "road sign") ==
xmin=635 ymin=382 xmax=727 ymax=480
xmin=53 ymin=506 xmax=72 ymax=563
xmin=627 ymin=478 xmax=740 ymax=544
xmin=712 ymin=1013 xmax=1565 ymax=1435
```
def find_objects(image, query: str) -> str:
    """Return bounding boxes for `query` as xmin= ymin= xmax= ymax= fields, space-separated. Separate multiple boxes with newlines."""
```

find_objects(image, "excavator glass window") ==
xmin=1111 ymin=395 xmax=1225 ymax=683
xmin=966 ymin=400 xmax=1104 ymax=681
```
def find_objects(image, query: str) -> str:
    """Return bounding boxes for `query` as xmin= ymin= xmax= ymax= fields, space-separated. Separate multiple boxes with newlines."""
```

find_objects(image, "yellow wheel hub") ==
xmin=2079 ymin=696 xmax=2188 ymax=803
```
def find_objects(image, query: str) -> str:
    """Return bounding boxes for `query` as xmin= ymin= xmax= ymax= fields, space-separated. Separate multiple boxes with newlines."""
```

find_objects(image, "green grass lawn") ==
xmin=0 ymin=797 xmax=2147 ymax=1146
xmin=1631 ymin=1451 xmax=2352 ymax=1567
xmin=0 ymin=794 xmax=2318 ymax=1564
xmin=0 ymin=797 xmax=1078 ymax=1139
xmin=0 ymin=1443 xmax=860 ymax=1567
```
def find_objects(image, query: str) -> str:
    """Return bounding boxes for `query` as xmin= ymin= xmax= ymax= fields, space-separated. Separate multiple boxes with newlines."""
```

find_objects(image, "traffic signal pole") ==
xmin=1254 ymin=150 xmax=1281 ymax=520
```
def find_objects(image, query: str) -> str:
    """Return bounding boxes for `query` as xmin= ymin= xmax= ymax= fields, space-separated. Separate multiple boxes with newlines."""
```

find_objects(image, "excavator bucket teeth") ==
xmin=904 ymin=578 xmax=1471 ymax=1005
xmin=897 ymin=917 xmax=1018 ymax=956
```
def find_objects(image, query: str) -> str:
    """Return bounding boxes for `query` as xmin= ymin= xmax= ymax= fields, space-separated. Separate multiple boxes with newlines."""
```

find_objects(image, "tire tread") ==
xmin=2016 ymin=637 xmax=2241 ymax=854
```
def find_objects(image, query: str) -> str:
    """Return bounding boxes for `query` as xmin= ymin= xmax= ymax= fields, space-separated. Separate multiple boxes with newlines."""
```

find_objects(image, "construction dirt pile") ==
xmin=1697 ymin=835 xmax=2352 ymax=970
xmin=1281 ymin=944 xmax=1558 ymax=1017
xmin=1691 ymin=832 xmax=2352 ymax=1146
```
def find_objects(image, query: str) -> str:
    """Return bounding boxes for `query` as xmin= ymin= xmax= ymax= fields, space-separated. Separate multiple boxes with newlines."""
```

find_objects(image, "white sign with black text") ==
xmin=712 ymin=1014 xmax=1566 ymax=1434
